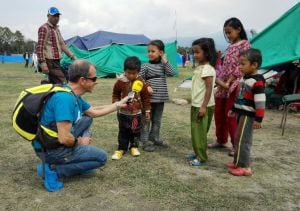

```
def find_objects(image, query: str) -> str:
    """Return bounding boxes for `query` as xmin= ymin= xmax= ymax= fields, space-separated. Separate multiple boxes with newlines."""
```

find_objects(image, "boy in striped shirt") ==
xmin=226 ymin=48 xmax=266 ymax=176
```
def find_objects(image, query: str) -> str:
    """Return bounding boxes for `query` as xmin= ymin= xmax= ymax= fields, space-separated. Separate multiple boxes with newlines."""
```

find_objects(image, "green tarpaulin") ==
xmin=251 ymin=2 xmax=300 ymax=69
xmin=61 ymin=41 xmax=178 ymax=77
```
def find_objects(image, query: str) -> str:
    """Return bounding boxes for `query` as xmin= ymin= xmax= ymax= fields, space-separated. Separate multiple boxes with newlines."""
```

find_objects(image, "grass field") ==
xmin=0 ymin=63 xmax=299 ymax=210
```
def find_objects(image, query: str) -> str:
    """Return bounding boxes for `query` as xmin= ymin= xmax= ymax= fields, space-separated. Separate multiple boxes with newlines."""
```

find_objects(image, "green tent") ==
xmin=251 ymin=2 xmax=300 ymax=69
xmin=61 ymin=41 xmax=178 ymax=77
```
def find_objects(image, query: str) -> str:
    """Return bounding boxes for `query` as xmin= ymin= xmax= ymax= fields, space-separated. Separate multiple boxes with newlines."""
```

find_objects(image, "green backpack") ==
xmin=12 ymin=84 xmax=72 ymax=141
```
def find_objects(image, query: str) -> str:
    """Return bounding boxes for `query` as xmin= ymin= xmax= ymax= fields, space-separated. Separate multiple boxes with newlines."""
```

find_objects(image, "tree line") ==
xmin=0 ymin=25 xmax=193 ymax=56
xmin=0 ymin=26 xmax=36 ymax=55
xmin=177 ymin=46 xmax=192 ymax=55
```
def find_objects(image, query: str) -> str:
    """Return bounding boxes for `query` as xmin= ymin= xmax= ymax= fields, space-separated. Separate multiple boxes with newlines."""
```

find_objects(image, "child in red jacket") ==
xmin=111 ymin=56 xmax=151 ymax=160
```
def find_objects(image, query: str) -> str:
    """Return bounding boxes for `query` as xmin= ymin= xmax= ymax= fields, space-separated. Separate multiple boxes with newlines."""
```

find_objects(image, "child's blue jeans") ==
xmin=140 ymin=102 xmax=164 ymax=143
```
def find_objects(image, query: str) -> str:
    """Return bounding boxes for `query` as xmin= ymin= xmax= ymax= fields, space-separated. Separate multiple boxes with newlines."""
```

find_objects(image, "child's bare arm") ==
xmin=253 ymin=121 xmax=262 ymax=129
xmin=198 ymin=76 xmax=213 ymax=118
xmin=216 ymin=78 xmax=229 ymax=89
xmin=162 ymin=53 xmax=175 ymax=77
xmin=253 ymin=79 xmax=266 ymax=126
xmin=226 ymin=75 xmax=236 ymax=87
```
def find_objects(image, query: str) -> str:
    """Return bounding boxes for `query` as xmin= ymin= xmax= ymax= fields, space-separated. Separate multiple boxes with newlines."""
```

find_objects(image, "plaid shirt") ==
xmin=36 ymin=21 xmax=74 ymax=67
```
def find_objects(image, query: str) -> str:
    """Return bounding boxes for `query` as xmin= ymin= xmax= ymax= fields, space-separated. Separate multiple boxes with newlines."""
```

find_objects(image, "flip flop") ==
xmin=190 ymin=159 xmax=208 ymax=166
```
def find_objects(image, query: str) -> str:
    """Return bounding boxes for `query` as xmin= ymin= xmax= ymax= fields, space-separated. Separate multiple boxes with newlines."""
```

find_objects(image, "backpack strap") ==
xmin=36 ymin=85 xmax=74 ymax=149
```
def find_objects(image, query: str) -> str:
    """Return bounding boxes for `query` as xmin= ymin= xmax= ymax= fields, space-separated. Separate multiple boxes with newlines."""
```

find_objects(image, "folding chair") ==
xmin=280 ymin=94 xmax=300 ymax=135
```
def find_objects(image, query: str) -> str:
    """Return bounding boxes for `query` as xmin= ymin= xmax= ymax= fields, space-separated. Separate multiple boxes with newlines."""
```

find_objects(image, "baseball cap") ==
xmin=48 ymin=7 xmax=61 ymax=16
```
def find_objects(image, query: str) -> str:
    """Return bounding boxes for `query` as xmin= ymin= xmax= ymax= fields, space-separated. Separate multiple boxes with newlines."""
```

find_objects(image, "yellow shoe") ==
xmin=130 ymin=147 xmax=140 ymax=157
xmin=112 ymin=150 xmax=124 ymax=160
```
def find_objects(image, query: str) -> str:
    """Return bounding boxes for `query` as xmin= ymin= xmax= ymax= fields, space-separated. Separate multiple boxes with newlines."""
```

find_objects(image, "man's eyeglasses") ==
xmin=84 ymin=77 xmax=97 ymax=82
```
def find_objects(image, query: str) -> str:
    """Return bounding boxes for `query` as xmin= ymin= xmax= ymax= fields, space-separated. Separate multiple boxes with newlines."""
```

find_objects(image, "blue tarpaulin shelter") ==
xmin=65 ymin=31 xmax=151 ymax=51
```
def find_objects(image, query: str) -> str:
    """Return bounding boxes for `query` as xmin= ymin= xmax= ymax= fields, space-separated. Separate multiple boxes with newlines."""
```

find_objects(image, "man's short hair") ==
xmin=124 ymin=56 xmax=141 ymax=72
xmin=240 ymin=48 xmax=262 ymax=68
xmin=68 ymin=60 xmax=95 ymax=82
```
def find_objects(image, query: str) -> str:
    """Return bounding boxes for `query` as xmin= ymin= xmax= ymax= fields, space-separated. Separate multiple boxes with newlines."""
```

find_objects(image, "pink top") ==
xmin=215 ymin=40 xmax=251 ymax=98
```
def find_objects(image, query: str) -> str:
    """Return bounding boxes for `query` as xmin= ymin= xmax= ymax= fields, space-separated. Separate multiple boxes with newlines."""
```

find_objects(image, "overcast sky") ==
xmin=0 ymin=0 xmax=298 ymax=41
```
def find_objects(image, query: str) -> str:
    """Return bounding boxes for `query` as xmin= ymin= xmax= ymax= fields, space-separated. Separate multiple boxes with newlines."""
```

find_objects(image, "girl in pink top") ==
xmin=209 ymin=17 xmax=251 ymax=156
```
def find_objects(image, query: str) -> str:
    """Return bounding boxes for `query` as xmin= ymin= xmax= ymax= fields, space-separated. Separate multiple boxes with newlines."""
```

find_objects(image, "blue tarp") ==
xmin=0 ymin=55 xmax=31 ymax=63
xmin=65 ymin=31 xmax=151 ymax=51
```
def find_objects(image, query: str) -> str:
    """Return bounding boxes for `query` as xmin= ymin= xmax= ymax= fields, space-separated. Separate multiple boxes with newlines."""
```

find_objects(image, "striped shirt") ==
xmin=233 ymin=74 xmax=266 ymax=122
xmin=139 ymin=61 xmax=175 ymax=103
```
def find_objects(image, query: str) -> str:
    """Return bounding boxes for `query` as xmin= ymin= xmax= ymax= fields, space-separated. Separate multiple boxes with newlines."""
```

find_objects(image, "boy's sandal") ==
xmin=229 ymin=167 xmax=253 ymax=176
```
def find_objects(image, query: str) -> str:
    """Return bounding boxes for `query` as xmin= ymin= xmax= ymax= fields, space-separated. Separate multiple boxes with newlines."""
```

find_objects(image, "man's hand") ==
xmin=253 ymin=121 xmax=262 ymax=129
xmin=118 ymin=96 xmax=129 ymax=108
xmin=41 ymin=66 xmax=49 ymax=74
xmin=78 ymin=136 xmax=91 ymax=145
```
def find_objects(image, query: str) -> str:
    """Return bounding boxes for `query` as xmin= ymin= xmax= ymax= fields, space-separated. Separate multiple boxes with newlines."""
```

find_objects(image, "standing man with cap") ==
xmin=36 ymin=7 xmax=76 ymax=84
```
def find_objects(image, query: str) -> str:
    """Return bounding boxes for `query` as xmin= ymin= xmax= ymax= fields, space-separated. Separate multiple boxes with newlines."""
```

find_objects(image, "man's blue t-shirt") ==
xmin=40 ymin=87 xmax=91 ymax=130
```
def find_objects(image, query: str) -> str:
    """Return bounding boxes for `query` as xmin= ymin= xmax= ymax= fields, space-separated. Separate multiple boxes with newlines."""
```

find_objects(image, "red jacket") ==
xmin=112 ymin=76 xmax=150 ymax=115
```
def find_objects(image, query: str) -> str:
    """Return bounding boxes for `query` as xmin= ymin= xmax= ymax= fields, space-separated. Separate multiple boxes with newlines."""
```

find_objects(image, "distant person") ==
xmin=139 ymin=40 xmax=175 ymax=152
xmin=274 ymin=63 xmax=300 ymax=95
xmin=209 ymin=17 xmax=251 ymax=156
xmin=186 ymin=38 xmax=216 ymax=166
xmin=182 ymin=53 xmax=186 ymax=68
xmin=31 ymin=52 xmax=38 ymax=71
xmin=270 ymin=62 xmax=300 ymax=110
xmin=192 ymin=55 xmax=196 ymax=69
xmin=32 ymin=60 xmax=128 ymax=191
xmin=23 ymin=52 xmax=30 ymax=68
xmin=225 ymin=49 xmax=266 ymax=176
xmin=36 ymin=7 xmax=76 ymax=84
xmin=185 ymin=53 xmax=190 ymax=67
xmin=111 ymin=56 xmax=151 ymax=160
